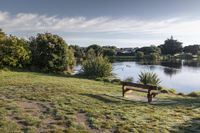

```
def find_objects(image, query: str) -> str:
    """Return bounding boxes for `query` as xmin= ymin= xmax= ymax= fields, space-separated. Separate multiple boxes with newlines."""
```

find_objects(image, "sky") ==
xmin=0 ymin=0 xmax=200 ymax=47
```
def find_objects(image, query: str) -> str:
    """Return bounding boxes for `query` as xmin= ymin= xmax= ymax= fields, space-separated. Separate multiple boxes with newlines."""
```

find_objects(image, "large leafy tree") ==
xmin=29 ymin=33 xmax=75 ymax=72
xmin=160 ymin=36 xmax=183 ymax=55
xmin=0 ymin=36 xmax=31 ymax=68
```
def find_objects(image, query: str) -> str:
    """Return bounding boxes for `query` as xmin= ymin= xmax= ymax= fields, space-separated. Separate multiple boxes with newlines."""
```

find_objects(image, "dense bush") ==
xmin=0 ymin=36 xmax=31 ymax=68
xmin=136 ymin=45 xmax=161 ymax=55
xmin=149 ymin=52 xmax=160 ymax=60
xmin=82 ymin=56 xmax=112 ymax=78
xmin=135 ymin=51 xmax=144 ymax=59
xmin=187 ymin=92 xmax=200 ymax=97
xmin=29 ymin=33 xmax=75 ymax=73
xmin=138 ymin=71 xmax=161 ymax=85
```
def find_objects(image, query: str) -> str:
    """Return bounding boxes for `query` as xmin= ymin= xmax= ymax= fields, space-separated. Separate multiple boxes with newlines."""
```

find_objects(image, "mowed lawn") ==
xmin=0 ymin=71 xmax=199 ymax=133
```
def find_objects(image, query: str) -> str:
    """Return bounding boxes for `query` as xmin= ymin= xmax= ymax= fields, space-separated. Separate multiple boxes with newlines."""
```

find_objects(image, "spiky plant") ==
xmin=138 ymin=71 xmax=161 ymax=86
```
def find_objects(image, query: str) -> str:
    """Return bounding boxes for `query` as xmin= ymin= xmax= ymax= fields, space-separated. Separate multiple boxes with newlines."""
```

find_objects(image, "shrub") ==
xmin=135 ymin=51 xmax=144 ymax=59
xmin=111 ymin=79 xmax=121 ymax=84
xmin=29 ymin=33 xmax=75 ymax=73
xmin=0 ymin=36 xmax=31 ymax=68
xmin=138 ymin=71 xmax=161 ymax=86
xmin=123 ymin=77 xmax=134 ymax=82
xmin=149 ymin=53 xmax=159 ymax=60
xmin=187 ymin=92 xmax=200 ymax=97
xmin=82 ymin=56 xmax=112 ymax=78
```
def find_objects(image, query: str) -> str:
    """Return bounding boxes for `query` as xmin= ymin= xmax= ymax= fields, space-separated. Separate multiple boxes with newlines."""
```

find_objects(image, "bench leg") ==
xmin=122 ymin=85 xmax=125 ymax=97
xmin=147 ymin=93 xmax=152 ymax=103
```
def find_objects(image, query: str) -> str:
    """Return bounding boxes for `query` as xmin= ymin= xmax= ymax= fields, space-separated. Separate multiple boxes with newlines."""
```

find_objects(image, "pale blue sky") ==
xmin=0 ymin=0 xmax=200 ymax=47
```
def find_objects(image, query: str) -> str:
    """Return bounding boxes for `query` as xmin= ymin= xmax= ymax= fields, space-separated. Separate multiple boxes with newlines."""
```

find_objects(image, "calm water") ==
xmin=74 ymin=60 xmax=200 ymax=93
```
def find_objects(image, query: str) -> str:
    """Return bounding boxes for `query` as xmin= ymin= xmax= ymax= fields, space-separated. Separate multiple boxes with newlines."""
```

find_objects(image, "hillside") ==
xmin=0 ymin=71 xmax=199 ymax=133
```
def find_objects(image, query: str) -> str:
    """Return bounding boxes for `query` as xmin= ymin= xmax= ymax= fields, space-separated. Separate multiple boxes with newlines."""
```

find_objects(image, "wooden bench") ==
xmin=121 ymin=82 xmax=160 ymax=103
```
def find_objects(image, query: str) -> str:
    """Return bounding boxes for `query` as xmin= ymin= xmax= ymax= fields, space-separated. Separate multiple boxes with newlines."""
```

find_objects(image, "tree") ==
xmin=86 ymin=48 xmax=96 ymax=59
xmin=82 ymin=56 xmax=112 ymax=78
xmin=136 ymin=45 xmax=161 ymax=55
xmin=135 ymin=51 xmax=144 ymax=59
xmin=29 ymin=33 xmax=75 ymax=73
xmin=160 ymin=36 xmax=183 ymax=55
xmin=86 ymin=44 xmax=103 ymax=56
xmin=70 ymin=45 xmax=86 ymax=60
xmin=0 ymin=36 xmax=31 ymax=68
xmin=183 ymin=45 xmax=200 ymax=55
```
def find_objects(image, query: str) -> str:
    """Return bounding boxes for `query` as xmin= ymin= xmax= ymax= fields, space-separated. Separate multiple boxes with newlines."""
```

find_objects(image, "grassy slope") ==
xmin=0 ymin=71 xmax=199 ymax=133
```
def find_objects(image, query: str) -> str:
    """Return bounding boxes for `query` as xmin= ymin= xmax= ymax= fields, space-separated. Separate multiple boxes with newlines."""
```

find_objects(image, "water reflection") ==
xmin=112 ymin=60 xmax=200 ymax=93
xmin=75 ymin=59 xmax=200 ymax=93
xmin=163 ymin=68 xmax=180 ymax=77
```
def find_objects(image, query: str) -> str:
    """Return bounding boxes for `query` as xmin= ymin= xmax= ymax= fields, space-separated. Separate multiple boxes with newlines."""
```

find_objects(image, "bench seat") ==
xmin=121 ymin=82 xmax=160 ymax=103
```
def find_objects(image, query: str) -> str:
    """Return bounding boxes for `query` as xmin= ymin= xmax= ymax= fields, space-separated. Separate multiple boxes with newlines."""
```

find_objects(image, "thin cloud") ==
xmin=0 ymin=11 xmax=200 ymax=34
xmin=0 ymin=11 xmax=200 ymax=46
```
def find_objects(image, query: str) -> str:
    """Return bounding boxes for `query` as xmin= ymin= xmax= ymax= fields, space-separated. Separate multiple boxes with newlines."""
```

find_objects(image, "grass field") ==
xmin=0 ymin=71 xmax=199 ymax=133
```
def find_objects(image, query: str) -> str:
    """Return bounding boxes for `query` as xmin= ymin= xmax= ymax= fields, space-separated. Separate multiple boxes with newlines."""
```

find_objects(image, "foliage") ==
xmin=0 ymin=29 xmax=6 ymax=40
xmin=183 ymin=45 xmax=200 ymax=55
xmin=29 ymin=33 xmax=75 ymax=73
xmin=138 ymin=71 xmax=161 ymax=85
xmin=135 ymin=51 xmax=144 ymax=59
xmin=187 ymin=91 xmax=200 ymax=97
xmin=102 ymin=46 xmax=117 ymax=56
xmin=70 ymin=45 xmax=86 ymax=60
xmin=82 ymin=56 xmax=112 ymax=78
xmin=136 ymin=45 xmax=161 ymax=55
xmin=0 ymin=36 xmax=31 ymax=68
xmin=123 ymin=77 xmax=134 ymax=82
xmin=159 ymin=36 xmax=183 ymax=55
xmin=86 ymin=44 xmax=103 ymax=56
xmin=86 ymin=48 xmax=96 ymax=59
xmin=149 ymin=52 xmax=160 ymax=60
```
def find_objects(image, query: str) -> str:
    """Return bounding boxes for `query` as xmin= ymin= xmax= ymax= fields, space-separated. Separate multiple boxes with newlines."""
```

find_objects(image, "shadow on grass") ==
xmin=80 ymin=93 xmax=147 ymax=105
xmin=153 ymin=96 xmax=200 ymax=108
xmin=81 ymin=93 xmax=200 ymax=108
xmin=170 ymin=117 xmax=200 ymax=133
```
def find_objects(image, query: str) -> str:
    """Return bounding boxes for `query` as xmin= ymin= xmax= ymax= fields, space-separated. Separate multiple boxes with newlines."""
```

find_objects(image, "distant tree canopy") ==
xmin=135 ymin=51 xmax=144 ymax=59
xmin=0 ymin=36 xmax=31 ymax=68
xmin=29 ymin=33 xmax=75 ymax=72
xmin=70 ymin=45 xmax=86 ymax=60
xmin=102 ymin=46 xmax=117 ymax=56
xmin=159 ymin=36 xmax=183 ymax=55
xmin=183 ymin=45 xmax=200 ymax=55
xmin=86 ymin=44 xmax=103 ymax=56
xmin=136 ymin=45 xmax=161 ymax=55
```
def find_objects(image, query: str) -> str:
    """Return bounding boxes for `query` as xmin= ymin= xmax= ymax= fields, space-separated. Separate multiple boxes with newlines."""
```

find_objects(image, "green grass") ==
xmin=0 ymin=71 xmax=199 ymax=133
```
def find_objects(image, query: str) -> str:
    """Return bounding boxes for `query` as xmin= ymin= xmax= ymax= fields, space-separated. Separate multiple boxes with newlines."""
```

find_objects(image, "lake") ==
xmin=74 ymin=60 xmax=200 ymax=93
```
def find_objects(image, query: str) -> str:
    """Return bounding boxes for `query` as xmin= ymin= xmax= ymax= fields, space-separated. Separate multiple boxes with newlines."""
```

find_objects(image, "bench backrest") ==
xmin=121 ymin=82 xmax=157 ymax=90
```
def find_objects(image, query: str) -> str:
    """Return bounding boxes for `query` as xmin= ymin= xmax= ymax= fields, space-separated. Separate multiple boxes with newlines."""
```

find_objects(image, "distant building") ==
xmin=116 ymin=47 xmax=137 ymax=56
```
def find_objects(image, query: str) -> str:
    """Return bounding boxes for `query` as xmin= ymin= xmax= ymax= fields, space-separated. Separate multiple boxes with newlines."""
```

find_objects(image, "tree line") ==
xmin=0 ymin=29 xmax=75 ymax=73
xmin=70 ymin=36 xmax=200 ymax=61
